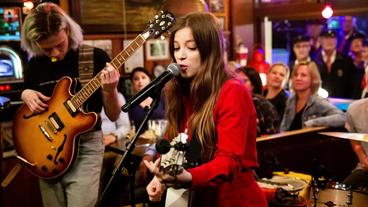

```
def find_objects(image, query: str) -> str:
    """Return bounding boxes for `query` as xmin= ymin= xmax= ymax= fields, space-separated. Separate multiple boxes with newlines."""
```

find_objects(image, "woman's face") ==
xmin=267 ymin=65 xmax=287 ymax=89
xmin=173 ymin=27 xmax=202 ymax=79
xmin=292 ymin=65 xmax=312 ymax=93
xmin=132 ymin=71 xmax=151 ymax=93
xmin=37 ymin=29 xmax=69 ymax=61
xmin=236 ymin=71 xmax=254 ymax=95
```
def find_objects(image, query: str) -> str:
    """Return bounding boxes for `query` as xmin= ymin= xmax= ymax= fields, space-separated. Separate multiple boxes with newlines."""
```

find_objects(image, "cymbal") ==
xmin=319 ymin=132 xmax=368 ymax=142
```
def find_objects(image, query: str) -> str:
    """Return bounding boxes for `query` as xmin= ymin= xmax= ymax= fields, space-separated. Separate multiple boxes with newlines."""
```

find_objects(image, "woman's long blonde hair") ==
xmin=165 ymin=12 xmax=229 ymax=161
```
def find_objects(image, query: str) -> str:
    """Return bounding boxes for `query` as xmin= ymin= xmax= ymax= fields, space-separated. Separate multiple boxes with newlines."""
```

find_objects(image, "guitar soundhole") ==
xmin=41 ymin=166 xmax=48 ymax=172
xmin=58 ymin=158 xmax=65 ymax=163
xmin=47 ymin=154 xmax=53 ymax=160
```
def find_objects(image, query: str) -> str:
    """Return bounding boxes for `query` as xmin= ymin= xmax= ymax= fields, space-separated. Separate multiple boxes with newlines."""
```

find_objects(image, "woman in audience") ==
xmin=236 ymin=66 xmax=279 ymax=136
xmin=263 ymin=63 xmax=290 ymax=124
xmin=280 ymin=61 xmax=345 ymax=131
xmin=101 ymin=87 xmax=131 ymax=146
xmin=129 ymin=67 xmax=166 ymax=132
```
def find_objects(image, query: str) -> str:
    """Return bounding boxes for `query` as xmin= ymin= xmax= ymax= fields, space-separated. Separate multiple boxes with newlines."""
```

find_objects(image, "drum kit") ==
xmin=258 ymin=132 xmax=368 ymax=207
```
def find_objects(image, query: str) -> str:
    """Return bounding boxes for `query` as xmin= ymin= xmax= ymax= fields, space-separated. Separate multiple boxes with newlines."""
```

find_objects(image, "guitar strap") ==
xmin=78 ymin=44 xmax=94 ymax=88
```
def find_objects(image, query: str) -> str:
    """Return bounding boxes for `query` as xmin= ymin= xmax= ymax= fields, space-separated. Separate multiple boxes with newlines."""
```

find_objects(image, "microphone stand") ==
xmin=99 ymin=87 xmax=163 ymax=207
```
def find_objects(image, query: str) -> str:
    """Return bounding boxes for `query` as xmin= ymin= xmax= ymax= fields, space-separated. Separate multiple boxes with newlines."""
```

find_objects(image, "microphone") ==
xmin=155 ymin=138 xmax=189 ymax=155
xmin=121 ymin=63 xmax=181 ymax=112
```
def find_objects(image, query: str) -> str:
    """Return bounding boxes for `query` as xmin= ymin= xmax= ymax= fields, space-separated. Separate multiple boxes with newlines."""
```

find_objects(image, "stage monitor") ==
xmin=0 ymin=7 xmax=21 ymax=41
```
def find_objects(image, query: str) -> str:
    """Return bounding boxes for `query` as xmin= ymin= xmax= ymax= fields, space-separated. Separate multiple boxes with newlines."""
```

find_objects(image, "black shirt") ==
xmin=24 ymin=47 xmax=111 ymax=114
xmin=289 ymin=105 xmax=306 ymax=130
xmin=264 ymin=89 xmax=288 ymax=123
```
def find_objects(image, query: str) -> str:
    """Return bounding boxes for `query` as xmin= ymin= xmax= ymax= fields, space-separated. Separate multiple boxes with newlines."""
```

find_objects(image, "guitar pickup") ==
xmin=49 ymin=112 xmax=64 ymax=131
xmin=64 ymin=99 xmax=78 ymax=117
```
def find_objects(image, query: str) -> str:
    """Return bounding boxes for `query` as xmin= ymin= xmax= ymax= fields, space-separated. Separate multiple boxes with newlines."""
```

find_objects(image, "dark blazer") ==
xmin=315 ymin=51 xmax=356 ymax=99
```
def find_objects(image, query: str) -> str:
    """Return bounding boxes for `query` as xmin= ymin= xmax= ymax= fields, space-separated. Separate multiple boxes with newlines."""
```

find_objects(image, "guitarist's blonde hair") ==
xmin=21 ymin=2 xmax=83 ymax=57
xmin=165 ymin=12 xmax=229 ymax=162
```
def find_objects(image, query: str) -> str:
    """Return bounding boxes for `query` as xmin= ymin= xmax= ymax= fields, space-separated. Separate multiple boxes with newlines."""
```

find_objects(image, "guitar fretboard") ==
xmin=70 ymin=35 xmax=146 ymax=109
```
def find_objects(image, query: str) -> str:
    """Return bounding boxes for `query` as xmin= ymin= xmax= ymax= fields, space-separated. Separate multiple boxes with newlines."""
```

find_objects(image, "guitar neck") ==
xmin=70 ymin=35 xmax=146 ymax=109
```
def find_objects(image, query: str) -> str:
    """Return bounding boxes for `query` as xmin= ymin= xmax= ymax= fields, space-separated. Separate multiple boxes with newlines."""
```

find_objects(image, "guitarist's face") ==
xmin=38 ymin=29 xmax=69 ymax=61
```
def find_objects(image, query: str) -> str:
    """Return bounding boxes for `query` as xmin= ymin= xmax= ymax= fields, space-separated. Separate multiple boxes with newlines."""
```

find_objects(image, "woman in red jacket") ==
xmin=144 ymin=12 xmax=267 ymax=207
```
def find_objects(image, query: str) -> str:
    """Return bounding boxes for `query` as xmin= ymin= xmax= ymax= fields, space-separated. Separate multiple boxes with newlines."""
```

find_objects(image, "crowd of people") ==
xmin=17 ymin=2 xmax=368 ymax=207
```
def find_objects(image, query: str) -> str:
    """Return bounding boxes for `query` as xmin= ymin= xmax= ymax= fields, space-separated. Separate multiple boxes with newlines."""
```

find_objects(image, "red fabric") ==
xmin=184 ymin=79 xmax=267 ymax=207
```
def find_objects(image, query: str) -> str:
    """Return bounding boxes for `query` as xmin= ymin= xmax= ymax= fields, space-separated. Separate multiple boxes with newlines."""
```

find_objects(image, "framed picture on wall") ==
xmin=146 ymin=39 xmax=169 ymax=61
xmin=209 ymin=0 xmax=225 ymax=13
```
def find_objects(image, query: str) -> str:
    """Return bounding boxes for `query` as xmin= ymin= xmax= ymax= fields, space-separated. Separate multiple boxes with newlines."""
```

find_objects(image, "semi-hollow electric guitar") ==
xmin=12 ymin=11 xmax=175 ymax=179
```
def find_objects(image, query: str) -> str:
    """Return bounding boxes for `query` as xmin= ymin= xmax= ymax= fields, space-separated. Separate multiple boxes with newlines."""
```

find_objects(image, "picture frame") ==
xmin=83 ymin=39 xmax=112 ymax=58
xmin=209 ymin=0 xmax=225 ymax=13
xmin=146 ymin=39 xmax=169 ymax=61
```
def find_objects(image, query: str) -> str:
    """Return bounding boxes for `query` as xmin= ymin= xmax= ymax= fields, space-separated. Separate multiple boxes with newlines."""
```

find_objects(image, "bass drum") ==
xmin=308 ymin=181 xmax=368 ymax=207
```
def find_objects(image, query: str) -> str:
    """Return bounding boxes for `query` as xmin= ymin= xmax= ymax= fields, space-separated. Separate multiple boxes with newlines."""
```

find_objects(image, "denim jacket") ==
xmin=280 ymin=94 xmax=346 ymax=131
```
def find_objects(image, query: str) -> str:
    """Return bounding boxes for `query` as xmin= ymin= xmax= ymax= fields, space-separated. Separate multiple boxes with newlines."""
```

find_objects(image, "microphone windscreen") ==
xmin=167 ymin=63 xmax=181 ymax=76
xmin=155 ymin=139 xmax=171 ymax=154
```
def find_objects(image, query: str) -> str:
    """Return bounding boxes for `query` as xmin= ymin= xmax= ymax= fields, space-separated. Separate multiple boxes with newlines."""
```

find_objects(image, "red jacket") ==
xmin=184 ymin=79 xmax=267 ymax=207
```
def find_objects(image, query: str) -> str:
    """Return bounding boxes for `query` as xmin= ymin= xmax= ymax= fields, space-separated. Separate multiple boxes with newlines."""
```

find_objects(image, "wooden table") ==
xmin=256 ymin=127 xmax=357 ymax=181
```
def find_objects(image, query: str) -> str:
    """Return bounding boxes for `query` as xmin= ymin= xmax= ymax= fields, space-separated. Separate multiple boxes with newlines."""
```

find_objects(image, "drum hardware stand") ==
xmin=98 ymin=87 xmax=163 ymax=207
xmin=310 ymin=176 xmax=319 ymax=207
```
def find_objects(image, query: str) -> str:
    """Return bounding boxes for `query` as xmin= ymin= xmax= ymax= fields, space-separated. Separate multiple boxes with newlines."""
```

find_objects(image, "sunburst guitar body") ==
xmin=13 ymin=77 xmax=97 ymax=179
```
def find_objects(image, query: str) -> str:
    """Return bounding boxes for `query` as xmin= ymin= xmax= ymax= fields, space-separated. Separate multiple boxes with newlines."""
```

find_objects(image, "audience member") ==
xmin=306 ymin=19 xmax=324 ymax=55
xmin=349 ymin=33 xmax=366 ymax=99
xmin=343 ymin=97 xmax=368 ymax=190
xmin=280 ymin=61 xmax=345 ymax=131
xmin=263 ymin=63 xmax=290 ymax=125
xmin=289 ymin=34 xmax=314 ymax=72
xmin=236 ymin=66 xmax=279 ymax=136
xmin=338 ymin=16 xmax=365 ymax=56
xmin=315 ymin=29 xmax=356 ymax=98
xmin=101 ymin=90 xmax=131 ymax=146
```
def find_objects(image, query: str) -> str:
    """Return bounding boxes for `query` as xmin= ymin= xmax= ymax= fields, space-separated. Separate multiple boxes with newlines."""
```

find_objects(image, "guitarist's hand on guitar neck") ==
xmin=100 ymin=63 xmax=120 ymax=94
xmin=100 ymin=63 xmax=121 ymax=121
xmin=21 ymin=89 xmax=50 ymax=113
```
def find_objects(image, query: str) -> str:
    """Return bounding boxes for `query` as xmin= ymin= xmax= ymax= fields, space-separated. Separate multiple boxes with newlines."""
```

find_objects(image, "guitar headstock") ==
xmin=142 ymin=10 xmax=175 ymax=40
xmin=160 ymin=132 xmax=188 ymax=176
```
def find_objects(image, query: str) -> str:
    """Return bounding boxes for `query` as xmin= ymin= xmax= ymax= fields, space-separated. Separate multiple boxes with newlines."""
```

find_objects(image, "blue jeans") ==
xmin=39 ymin=130 xmax=104 ymax=207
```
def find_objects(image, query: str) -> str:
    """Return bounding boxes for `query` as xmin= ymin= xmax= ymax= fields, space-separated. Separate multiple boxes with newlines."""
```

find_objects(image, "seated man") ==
xmin=343 ymin=98 xmax=368 ymax=190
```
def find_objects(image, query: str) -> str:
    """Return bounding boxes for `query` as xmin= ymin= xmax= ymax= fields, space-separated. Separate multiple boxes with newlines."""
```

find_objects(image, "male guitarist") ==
xmin=20 ymin=3 xmax=121 ymax=207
